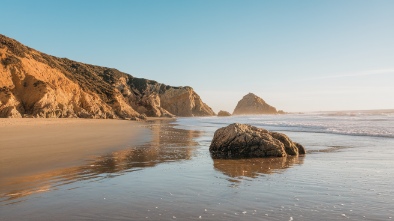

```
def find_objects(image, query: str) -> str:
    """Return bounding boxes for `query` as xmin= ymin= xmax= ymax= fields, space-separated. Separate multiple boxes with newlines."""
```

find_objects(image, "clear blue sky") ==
xmin=1 ymin=0 xmax=393 ymax=112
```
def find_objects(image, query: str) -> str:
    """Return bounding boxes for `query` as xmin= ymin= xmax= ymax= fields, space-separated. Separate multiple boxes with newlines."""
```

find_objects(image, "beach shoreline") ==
xmin=1 ymin=114 xmax=394 ymax=220
xmin=0 ymin=118 xmax=152 ymax=180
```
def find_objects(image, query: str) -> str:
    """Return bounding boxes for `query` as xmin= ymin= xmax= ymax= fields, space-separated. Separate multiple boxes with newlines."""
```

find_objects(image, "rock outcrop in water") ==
xmin=0 ymin=34 xmax=215 ymax=118
xmin=217 ymin=110 xmax=231 ymax=117
xmin=233 ymin=93 xmax=278 ymax=115
xmin=209 ymin=123 xmax=305 ymax=158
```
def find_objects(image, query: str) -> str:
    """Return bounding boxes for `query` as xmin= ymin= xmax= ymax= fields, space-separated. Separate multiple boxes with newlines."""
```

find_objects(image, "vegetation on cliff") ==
xmin=0 ymin=34 xmax=215 ymax=119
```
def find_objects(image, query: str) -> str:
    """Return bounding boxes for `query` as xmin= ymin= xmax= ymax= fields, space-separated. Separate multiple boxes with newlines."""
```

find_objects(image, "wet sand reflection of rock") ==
xmin=213 ymin=156 xmax=304 ymax=182
xmin=87 ymin=120 xmax=201 ymax=174
xmin=0 ymin=120 xmax=201 ymax=203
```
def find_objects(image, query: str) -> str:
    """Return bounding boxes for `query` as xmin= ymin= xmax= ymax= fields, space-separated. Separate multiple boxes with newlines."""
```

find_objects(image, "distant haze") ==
xmin=2 ymin=0 xmax=393 ymax=112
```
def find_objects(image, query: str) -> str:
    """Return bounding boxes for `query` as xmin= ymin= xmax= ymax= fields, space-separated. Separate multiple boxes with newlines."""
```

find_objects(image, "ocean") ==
xmin=1 ymin=111 xmax=394 ymax=220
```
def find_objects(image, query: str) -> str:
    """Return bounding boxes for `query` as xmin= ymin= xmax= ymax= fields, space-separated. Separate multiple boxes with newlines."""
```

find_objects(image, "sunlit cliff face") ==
xmin=0 ymin=34 xmax=215 ymax=119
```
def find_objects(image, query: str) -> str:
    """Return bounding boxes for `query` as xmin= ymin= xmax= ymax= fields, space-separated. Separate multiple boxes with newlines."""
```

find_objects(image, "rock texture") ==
xmin=0 ymin=34 xmax=215 ymax=118
xmin=233 ymin=93 xmax=278 ymax=115
xmin=209 ymin=123 xmax=305 ymax=159
xmin=217 ymin=110 xmax=231 ymax=117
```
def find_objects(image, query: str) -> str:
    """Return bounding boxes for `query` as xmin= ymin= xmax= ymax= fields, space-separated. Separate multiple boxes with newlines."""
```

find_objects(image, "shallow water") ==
xmin=1 ymin=114 xmax=394 ymax=220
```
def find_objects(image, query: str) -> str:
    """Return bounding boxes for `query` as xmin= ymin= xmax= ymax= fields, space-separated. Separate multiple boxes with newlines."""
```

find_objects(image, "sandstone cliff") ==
xmin=0 ymin=34 xmax=215 ymax=118
xmin=233 ymin=93 xmax=278 ymax=115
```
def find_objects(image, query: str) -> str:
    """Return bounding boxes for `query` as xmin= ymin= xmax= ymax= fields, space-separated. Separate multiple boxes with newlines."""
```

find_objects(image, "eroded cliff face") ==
xmin=0 ymin=34 xmax=215 ymax=118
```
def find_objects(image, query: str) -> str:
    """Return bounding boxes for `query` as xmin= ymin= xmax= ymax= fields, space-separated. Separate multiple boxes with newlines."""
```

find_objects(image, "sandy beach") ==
xmin=1 ymin=113 xmax=394 ymax=220
xmin=0 ymin=118 xmax=151 ymax=179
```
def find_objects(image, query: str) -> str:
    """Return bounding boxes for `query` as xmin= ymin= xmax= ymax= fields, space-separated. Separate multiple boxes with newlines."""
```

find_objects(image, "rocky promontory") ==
xmin=233 ymin=93 xmax=278 ymax=115
xmin=209 ymin=123 xmax=305 ymax=159
xmin=0 ymin=34 xmax=215 ymax=119
xmin=217 ymin=110 xmax=231 ymax=117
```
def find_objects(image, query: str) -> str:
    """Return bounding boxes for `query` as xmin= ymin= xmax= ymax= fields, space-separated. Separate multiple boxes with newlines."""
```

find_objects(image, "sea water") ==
xmin=1 ymin=111 xmax=394 ymax=220
xmin=175 ymin=110 xmax=394 ymax=139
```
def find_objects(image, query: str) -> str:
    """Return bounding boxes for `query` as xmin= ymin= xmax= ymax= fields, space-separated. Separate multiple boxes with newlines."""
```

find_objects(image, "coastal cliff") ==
xmin=233 ymin=93 xmax=278 ymax=115
xmin=0 ymin=34 xmax=215 ymax=118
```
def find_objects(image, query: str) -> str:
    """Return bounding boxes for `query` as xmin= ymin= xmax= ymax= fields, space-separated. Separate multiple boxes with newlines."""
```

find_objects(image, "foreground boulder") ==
xmin=209 ymin=123 xmax=305 ymax=158
xmin=217 ymin=110 xmax=231 ymax=117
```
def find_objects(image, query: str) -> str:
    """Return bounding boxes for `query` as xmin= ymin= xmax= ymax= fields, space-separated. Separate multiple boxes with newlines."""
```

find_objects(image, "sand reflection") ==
xmin=213 ymin=156 xmax=304 ymax=182
xmin=0 ymin=120 xmax=200 ymax=204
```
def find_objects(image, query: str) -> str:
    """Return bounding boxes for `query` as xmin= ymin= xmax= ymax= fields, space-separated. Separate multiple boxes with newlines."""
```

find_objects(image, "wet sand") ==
xmin=0 ymin=118 xmax=151 ymax=179
xmin=0 ymin=118 xmax=198 ymax=203
xmin=1 ymin=116 xmax=394 ymax=221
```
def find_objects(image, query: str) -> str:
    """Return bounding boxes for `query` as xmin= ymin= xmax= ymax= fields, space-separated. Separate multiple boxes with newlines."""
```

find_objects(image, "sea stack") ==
xmin=0 ymin=34 xmax=215 ymax=119
xmin=233 ymin=93 xmax=278 ymax=115
xmin=217 ymin=110 xmax=231 ymax=117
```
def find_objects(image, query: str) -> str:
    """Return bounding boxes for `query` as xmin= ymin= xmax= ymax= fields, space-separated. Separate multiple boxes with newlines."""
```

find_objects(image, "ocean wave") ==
xmin=251 ymin=121 xmax=394 ymax=138
xmin=175 ymin=113 xmax=394 ymax=139
xmin=317 ymin=110 xmax=394 ymax=117
xmin=273 ymin=128 xmax=394 ymax=138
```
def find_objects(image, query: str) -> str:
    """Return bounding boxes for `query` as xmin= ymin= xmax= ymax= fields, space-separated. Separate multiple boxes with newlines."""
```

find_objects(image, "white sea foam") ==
xmin=175 ymin=110 xmax=394 ymax=138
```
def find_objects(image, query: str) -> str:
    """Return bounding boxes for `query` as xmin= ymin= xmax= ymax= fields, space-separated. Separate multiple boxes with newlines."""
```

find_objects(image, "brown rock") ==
xmin=160 ymin=87 xmax=215 ymax=117
xmin=233 ymin=93 xmax=278 ymax=115
xmin=0 ymin=34 xmax=215 ymax=118
xmin=209 ymin=123 xmax=305 ymax=159
xmin=217 ymin=110 xmax=231 ymax=117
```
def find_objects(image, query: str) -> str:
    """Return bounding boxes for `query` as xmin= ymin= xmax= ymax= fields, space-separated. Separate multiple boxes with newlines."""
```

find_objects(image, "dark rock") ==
xmin=209 ymin=123 xmax=305 ymax=159
xmin=294 ymin=142 xmax=306 ymax=154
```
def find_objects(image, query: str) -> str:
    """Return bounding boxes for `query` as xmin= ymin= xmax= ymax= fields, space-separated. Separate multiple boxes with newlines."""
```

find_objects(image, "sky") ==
xmin=1 ymin=0 xmax=393 ymax=112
